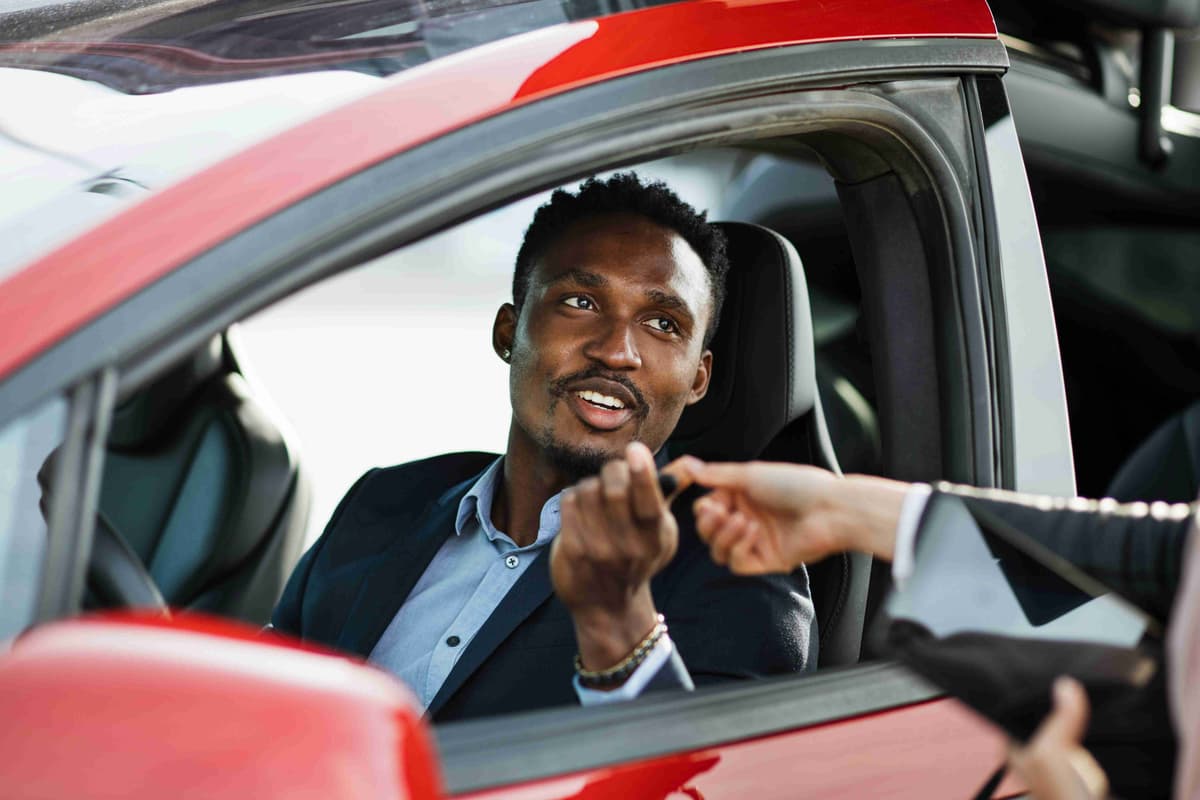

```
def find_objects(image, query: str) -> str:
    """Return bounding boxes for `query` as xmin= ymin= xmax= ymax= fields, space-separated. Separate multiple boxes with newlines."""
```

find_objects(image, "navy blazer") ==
xmin=272 ymin=452 xmax=816 ymax=722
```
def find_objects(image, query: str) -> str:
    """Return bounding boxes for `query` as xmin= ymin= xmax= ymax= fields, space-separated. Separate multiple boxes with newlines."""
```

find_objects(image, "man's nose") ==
xmin=583 ymin=320 xmax=642 ymax=370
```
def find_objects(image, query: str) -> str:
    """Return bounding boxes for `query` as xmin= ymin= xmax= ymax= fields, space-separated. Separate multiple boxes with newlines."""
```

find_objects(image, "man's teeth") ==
xmin=577 ymin=390 xmax=626 ymax=410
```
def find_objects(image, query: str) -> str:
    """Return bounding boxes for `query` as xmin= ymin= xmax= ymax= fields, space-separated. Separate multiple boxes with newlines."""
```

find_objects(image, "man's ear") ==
xmin=686 ymin=349 xmax=713 ymax=405
xmin=493 ymin=303 xmax=518 ymax=362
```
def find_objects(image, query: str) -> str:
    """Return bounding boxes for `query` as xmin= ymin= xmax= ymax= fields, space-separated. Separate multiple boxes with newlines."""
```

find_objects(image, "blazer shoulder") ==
xmin=377 ymin=450 xmax=498 ymax=488
xmin=346 ymin=451 xmax=499 ymax=517
xmin=311 ymin=451 xmax=498 ymax=562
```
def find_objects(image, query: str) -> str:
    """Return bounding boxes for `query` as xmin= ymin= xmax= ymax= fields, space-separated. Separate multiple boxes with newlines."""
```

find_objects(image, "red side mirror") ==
xmin=0 ymin=614 xmax=442 ymax=800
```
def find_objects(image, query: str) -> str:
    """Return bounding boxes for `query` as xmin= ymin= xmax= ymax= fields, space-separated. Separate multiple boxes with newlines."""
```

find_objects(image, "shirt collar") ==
xmin=455 ymin=457 xmax=562 ymax=548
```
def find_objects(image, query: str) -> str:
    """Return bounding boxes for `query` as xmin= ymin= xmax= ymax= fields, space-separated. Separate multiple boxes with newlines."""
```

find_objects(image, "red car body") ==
xmin=0 ymin=1 xmax=1041 ymax=797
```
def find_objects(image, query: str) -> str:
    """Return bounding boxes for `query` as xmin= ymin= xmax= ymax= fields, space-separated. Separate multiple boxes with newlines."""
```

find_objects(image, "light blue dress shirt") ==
xmin=367 ymin=456 xmax=673 ymax=709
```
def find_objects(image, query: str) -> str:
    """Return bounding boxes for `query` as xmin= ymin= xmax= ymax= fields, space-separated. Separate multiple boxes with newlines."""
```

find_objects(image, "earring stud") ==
xmin=502 ymin=348 xmax=511 ymax=361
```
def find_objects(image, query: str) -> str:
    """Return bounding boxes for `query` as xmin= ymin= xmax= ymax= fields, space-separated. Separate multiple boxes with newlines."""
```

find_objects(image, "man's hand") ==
xmin=1008 ymin=677 xmax=1109 ymax=800
xmin=681 ymin=460 xmax=908 ymax=574
xmin=551 ymin=441 xmax=678 ymax=673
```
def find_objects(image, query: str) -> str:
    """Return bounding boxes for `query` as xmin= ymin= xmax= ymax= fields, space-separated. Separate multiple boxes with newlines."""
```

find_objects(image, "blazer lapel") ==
xmin=426 ymin=546 xmax=555 ymax=718
xmin=424 ymin=449 xmax=668 ymax=715
xmin=335 ymin=477 xmax=474 ymax=658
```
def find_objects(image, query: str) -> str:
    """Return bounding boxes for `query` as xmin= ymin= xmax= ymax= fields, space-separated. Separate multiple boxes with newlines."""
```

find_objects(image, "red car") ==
xmin=1 ymin=0 xmax=1194 ymax=796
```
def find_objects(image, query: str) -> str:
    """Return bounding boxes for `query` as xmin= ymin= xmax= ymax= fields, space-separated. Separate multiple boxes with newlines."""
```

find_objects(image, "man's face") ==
xmin=497 ymin=213 xmax=714 ymax=479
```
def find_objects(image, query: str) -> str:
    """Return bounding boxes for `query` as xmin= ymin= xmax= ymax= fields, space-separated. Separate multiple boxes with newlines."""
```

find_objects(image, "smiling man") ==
xmin=271 ymin=173 xmax=815 ymax=721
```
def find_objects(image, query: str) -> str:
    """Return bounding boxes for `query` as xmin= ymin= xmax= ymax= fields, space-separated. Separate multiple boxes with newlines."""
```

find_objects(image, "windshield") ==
xmin=0 ymin=0 xmax=679 ymax=93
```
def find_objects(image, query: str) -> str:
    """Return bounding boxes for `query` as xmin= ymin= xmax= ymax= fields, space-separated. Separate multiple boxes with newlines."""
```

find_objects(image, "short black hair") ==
xmin=513 ymin=172 xmax=729 ymax=345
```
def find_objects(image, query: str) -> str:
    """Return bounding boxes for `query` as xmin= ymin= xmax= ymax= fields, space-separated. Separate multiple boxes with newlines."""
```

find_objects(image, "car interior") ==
xmin=991 ymin=0 xmax=1200 ymax=501
xmin=89 ymin=334 xmax=310 ymax=621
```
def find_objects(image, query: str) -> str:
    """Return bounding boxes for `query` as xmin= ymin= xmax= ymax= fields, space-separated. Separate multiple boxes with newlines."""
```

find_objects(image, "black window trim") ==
xmin=33 ymin=366 xmax=116 ymax=625
xmin=964 ymin=75 xmax=1017 ymax=491
xmin=438 ymin=661 xmax=940 ymax=794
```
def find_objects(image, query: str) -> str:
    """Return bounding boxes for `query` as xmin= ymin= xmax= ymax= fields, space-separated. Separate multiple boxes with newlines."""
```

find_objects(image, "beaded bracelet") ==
xmin=574 ymin=614 xmax=667 ymax=689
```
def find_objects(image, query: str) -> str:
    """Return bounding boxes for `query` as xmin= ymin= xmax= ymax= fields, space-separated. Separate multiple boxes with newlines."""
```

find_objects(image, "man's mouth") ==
xmin=568 ymin=391 xmax=636 ymax=431
xmin=576 ymin=389 xmax=627 ymax=411
xmin=557 ymin=374 xmax=644 ymax=432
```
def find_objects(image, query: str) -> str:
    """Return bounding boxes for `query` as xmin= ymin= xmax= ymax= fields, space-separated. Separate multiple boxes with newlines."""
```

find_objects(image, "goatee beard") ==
xmin=540 ymin=440 xmax=610 ymax=483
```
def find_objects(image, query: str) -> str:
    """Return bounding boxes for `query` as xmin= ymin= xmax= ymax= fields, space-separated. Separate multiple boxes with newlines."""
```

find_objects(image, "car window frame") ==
xmin=11 ymin=368 xmax=118 ymax=629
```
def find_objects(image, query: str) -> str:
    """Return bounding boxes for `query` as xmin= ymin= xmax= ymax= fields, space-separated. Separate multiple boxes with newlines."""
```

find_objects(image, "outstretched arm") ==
xmin=681 ymin=459 xmax=908 ymax=573
xmin=681 ymin=459 xmax=1191 ymax=617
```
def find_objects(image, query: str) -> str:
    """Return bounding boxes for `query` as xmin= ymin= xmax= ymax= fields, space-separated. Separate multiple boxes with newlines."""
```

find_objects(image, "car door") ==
xmin=0 ymin=1 xmax=1071 ymax=797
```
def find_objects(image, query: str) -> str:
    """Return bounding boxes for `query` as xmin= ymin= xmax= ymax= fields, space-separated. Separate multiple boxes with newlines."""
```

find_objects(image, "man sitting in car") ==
xmin=271 ymin=173 xmax=815 ymax=722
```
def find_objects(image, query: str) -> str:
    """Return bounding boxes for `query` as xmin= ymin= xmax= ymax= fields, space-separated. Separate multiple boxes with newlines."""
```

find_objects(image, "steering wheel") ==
xmin=86 ymin=513 xmax=169 ymax=613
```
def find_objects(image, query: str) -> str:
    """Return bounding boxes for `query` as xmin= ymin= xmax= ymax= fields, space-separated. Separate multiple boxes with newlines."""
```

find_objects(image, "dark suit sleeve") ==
xmin=271 ymin=468 xmax=377 ymax=637
xmin=934 ymin=483 xmax=1194 ymax=622
xmin=650 ymin=497 xmax=816 ymax=688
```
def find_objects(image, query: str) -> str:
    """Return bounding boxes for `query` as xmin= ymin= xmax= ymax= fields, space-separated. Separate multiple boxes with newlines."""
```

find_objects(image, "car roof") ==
xmin=0 ymin=0 xmax=996 ymax=385
xmin=0 ymin=0 xmax=996 ymax=92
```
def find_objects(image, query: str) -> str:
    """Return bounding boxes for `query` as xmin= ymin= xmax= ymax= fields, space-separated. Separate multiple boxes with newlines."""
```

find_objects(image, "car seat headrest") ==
xmin=108 ymin=336 xmax=225 ymax=450
xmin=669 ymin=221 xmax=816 ymax=461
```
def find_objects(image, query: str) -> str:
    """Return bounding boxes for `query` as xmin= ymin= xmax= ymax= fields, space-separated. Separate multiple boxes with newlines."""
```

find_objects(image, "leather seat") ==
xmin=667 ymin=221 xmax=871 ymax=668
xmin=1106 ymin=399 xmax=1200 ymax=504
xmin=97 ymin=335 xmax=310 ymax=624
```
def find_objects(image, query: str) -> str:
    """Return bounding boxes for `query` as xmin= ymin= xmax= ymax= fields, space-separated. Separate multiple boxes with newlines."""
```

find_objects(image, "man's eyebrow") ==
xmin=646 ymin=288 xmax=695 ymax=322
xmin=548 ymin=268 xmax=607 ymax=288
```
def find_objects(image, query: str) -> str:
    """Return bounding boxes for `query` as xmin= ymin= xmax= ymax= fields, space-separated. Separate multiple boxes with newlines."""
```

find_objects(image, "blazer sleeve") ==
xmin=271 ymin=468 xmax=377 ymax=637
xmin=652 ymin=493 xmax=817 ymax=685
xmin=932 ymin=482 xmax=1195 ymax=622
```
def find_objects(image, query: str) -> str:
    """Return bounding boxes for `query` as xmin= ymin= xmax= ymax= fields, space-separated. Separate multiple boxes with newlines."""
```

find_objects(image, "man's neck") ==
xmin=491 ymin=432 xmax=573 ymax=548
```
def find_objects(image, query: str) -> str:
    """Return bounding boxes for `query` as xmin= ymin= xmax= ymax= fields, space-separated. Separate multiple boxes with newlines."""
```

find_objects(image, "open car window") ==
xmin=234 ymin=149 xmax=872 ymax=548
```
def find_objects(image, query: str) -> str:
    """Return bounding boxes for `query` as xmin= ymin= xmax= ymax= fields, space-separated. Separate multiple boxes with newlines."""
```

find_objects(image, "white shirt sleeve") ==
xmin=572 ymin=633 xmax=675 ymax=705
xmin=891 ymin=483 xmax=933 ymax=589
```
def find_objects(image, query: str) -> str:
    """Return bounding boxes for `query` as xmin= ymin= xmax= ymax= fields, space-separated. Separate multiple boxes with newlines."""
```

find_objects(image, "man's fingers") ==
xmin=600 ymin=459 xmax=631 ymax=503
xmin=625 ymin=442 xmax=664 ymax=523
xmin=558 ymin=488 xmax=591 ymax=558
xmin=573 ymin=477 xmax=609 ymax=558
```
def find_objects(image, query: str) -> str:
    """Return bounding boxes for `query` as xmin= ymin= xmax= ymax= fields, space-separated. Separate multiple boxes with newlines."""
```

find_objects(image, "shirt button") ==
xmin=446 ymin=635 xmax=460 ymax=647
xmin=504 ymin=554 xmax=520 ymax=569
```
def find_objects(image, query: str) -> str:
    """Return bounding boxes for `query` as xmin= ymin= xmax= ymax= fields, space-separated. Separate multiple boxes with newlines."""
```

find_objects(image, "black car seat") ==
xmin=97 ymin=334 xmax=310 ymax=624
xmin=667 ymin=221 xmax=871 ymax=668
xmin=1106 ymin=399 xmax=1200 ymax=504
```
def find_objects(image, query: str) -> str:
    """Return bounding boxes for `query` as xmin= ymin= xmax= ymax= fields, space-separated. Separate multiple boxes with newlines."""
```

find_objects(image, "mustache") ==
xmin=550 ymin=366 xmax=648 ymax=412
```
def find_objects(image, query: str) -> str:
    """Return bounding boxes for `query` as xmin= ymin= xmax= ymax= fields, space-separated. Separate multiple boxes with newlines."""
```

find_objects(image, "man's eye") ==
xmin=562 ymin=295 xmax=595 ymax=310
xmin=647 ymin=317 xmax=679 ymax=335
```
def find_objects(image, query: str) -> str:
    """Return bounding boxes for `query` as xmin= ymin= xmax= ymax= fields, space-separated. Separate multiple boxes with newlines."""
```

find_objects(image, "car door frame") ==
xmin=9 ymin=33 xmax=1038 ymax=794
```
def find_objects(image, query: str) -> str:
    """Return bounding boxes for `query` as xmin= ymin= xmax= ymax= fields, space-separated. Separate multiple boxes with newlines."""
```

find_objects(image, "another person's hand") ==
xmin=679 ymin=459 xmax=909 ymax=574
xmin=1008 ymin=677 xmax=1109 ymax=800
xmin=551 ymin=441 xmax=680 ymax=675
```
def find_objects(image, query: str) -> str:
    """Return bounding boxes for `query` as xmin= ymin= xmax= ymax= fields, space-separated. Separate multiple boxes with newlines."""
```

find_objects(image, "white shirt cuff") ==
xmin=892 ymin=483 xmax=932 ymax=590
xmin=573 ymin=633 xmax=675 ymax=705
